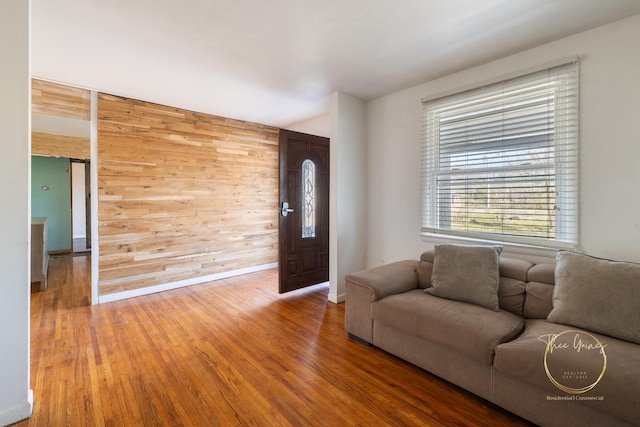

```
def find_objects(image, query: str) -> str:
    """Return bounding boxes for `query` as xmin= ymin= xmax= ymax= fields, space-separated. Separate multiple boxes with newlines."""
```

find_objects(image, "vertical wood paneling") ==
xmin=32 ymin=78 xmax=91 ymax=120
xmin=97 ymin=94 xmax=279 ymax=295
xmin=32 ymin=132 xmax=90 ymax=159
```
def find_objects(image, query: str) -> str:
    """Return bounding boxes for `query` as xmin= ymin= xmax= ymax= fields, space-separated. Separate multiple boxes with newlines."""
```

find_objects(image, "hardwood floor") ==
xmin=17 ymin=255 xmax=533 ymax=426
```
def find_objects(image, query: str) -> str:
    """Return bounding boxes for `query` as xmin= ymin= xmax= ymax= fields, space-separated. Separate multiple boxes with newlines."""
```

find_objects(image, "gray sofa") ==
xmin=345 ymin=245 xmax=640 ymax=426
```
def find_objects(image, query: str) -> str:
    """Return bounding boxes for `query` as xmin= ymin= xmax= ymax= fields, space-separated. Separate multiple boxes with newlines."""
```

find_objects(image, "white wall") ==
xmin=0 ymin=0 xmax=33 ymax=424
xmin=286 ymin=113 xmax=330 ymax=138
xmin=329 ymin=93 xmax=367 ymax=302
xmin=366 ymin=14 xmax=640 ymax=266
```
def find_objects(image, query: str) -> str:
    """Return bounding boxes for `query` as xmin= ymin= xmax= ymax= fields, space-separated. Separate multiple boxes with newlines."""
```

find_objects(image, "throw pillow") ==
xmin=425 ymin=244 xmax=503 ymax=311
xmin=548 ymin=251 xmax=640 ymax=345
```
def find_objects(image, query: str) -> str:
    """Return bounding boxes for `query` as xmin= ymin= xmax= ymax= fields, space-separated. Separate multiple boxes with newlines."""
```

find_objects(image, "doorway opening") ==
xmin=71 ymin=159 xmax=91 ymax=253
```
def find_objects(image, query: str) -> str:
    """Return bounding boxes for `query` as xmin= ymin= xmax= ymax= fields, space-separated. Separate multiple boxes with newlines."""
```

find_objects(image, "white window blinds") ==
xmin=421 ymin=61 xmax=578 ymax=247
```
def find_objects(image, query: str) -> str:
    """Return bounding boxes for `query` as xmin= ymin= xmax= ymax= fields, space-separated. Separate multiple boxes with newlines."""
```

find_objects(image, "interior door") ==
xmin=70 ymin=159 xmax=91 ymax=252
xmin=279 ymin=130 xmax=329 ymax=293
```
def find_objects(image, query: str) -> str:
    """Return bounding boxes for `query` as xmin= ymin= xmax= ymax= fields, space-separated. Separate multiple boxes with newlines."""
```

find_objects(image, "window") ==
xmin=421 ymin=61 xmax=578 ymax=248
xmin=302 ymin=159 xmax=316 ymax=238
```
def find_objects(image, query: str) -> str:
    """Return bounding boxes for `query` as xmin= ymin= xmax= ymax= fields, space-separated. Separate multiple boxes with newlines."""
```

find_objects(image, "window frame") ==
xmin=420 ymin=59 xmax=579 ymax=250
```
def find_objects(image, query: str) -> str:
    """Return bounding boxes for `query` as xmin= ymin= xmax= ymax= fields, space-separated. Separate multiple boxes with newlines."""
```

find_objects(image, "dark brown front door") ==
xmin=278 ymin=130 xmax=329 ymax=293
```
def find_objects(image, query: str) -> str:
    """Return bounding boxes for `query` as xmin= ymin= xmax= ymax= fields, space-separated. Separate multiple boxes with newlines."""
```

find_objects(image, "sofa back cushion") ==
xmin=523 ymin=263 xmax=555 ymax=319
xmin=426 ymin=244 xmax=503 ymax=311
xmin=547 ymin=251 xmax=640 ymax=345
xmin=418 ymin=249 xmax=531 ymax=316
xmin=417 ymin=251 xmax=434 ymax=289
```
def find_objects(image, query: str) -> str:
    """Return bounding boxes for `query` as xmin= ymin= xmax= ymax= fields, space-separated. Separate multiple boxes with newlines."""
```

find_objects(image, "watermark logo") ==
xmin=538 ymin=330 xmax=607 ymax=395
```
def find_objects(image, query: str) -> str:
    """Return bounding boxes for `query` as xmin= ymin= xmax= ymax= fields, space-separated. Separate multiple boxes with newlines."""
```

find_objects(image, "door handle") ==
xmin=281 ymin=202 xmax=294 ymax=217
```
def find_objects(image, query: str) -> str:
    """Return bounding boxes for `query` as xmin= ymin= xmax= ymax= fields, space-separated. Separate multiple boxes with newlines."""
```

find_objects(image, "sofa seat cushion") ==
xmin=494 ymin=319 xmax=640 ymax=424
xmin=371 ymin=289 xmax=524 ymax=365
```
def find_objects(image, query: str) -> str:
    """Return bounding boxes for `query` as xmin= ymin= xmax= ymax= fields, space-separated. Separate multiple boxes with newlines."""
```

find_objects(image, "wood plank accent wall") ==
xmin=32 ymin=79 xmax=91 ymax=120
xmin=32 ymin=132 xmax=90 ymax=159
xmin=97 ymin=94 xmax=280 ymax=296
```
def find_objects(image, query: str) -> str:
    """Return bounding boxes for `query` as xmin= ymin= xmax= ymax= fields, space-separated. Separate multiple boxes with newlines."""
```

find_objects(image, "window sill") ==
xmin=420 ymin=231 xmax=575 ymax=261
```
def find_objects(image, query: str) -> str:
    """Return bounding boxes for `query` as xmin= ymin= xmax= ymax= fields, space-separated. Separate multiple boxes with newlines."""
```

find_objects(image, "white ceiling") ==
xmin=32 ymin=0 xmax=640 ymax=128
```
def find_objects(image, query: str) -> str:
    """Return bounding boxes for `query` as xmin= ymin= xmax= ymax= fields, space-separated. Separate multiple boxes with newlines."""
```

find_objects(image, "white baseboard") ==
xmin=98 ymin=263 xmax=278 ymax=304
xmin=328 ymin=292 xmax=345 ymax=304
xmin=0 ymin=389 xmax=33 ymax=426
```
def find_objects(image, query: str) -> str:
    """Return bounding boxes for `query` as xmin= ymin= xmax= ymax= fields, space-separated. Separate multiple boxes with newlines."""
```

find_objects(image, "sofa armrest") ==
xmin=345 ymin=260 xmax=419 ymax=343
xmin=346 ymin=260 xmax=420 ymax=301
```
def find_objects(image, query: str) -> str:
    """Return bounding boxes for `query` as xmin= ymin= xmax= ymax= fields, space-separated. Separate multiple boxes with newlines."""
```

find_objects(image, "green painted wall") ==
xmin=31 ymin=156 xmax=71 ymax=252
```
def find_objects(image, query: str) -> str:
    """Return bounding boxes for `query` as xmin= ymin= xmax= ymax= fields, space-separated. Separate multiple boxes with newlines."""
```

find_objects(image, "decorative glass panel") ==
xmin=302 ymin=159 xmax=316 ymax=238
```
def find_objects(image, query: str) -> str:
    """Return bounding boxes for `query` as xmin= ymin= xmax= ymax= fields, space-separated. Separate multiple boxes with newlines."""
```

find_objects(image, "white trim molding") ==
xmin=90 ymin=90 xmax=99 ymax=305
xmin=0 ymin=390 xmax=33 ymax=426
xmin=98 ymin=263 xmax=278 ymax=304
xmin=328 ymin=291 xmax=345 ymax=304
